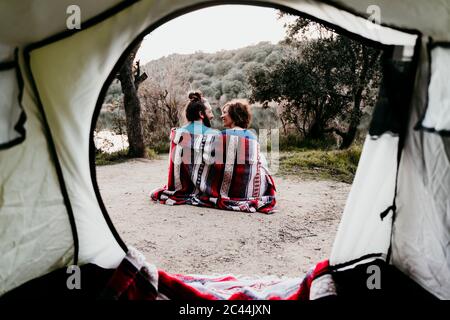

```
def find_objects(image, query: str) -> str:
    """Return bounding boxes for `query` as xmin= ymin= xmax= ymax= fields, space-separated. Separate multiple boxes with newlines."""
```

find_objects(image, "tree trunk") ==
xmin=340 ymin=123 xmax=358 ymax=149
xmin=340 ymin=90 xmax=362 ymax=149
xmin=117 ymin=42 xmax=146 ymax=158
xmin=339 ymin=46 xmax=380 ymax=149
xmin=308 ymin=119 xmax=325 ymax=140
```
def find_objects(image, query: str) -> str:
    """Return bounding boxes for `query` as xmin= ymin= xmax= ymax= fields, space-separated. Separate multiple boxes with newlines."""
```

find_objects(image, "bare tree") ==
xmin=117 ymin=41 xmax=148 ymax=158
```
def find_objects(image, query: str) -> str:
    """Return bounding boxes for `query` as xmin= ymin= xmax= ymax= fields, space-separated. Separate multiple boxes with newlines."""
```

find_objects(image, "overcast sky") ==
xmin=135 ymin=5 xmax=295 ymax=64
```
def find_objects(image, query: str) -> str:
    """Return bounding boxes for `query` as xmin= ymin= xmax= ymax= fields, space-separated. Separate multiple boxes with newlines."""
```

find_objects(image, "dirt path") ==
xmin=96 ymin=155 xmax=351 ymax=277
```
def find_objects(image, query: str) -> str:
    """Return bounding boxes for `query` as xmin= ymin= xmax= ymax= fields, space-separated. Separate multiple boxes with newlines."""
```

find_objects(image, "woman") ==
xmin=151 ymin=97 xmax=276 ymax=214
xmin=220 ymin=99 xmax=257 ymax=140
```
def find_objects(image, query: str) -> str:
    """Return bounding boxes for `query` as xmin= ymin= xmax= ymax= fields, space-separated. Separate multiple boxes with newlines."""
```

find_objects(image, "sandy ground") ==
xmin=96 ymin=155 xmax=351 ymax=277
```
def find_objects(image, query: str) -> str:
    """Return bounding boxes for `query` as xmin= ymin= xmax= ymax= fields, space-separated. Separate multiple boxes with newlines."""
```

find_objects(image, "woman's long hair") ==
xmin=222 ymin=99 xmax=252 ymax=129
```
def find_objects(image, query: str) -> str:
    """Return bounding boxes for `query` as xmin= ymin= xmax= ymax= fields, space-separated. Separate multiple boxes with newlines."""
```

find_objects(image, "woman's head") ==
xmin=185 ymin=92 xmax=211 ymax=127
xmin=221 ymin=99 xmax=252 ymax=129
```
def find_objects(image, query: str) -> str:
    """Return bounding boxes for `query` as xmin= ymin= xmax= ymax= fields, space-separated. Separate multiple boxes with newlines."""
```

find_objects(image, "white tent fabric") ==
xmin=391 ymin=42 xmax=450 ymax=299
xmin=28 ymin=0 xmax=172 ymax=271
xmin=0 ymin=58 xmax=74 ymax=293
xmin=393 ymin=133 xmax=450 ymax=299
xmin=330 ymin=134 xmax=398 ymax=266
xmin=0 ymin=0 xmax=124 ymax=46
xmin=0 ymin=0 xmax=447 ymax=44
xmin=421 ymin=47 xmax=450 ymax=132
xmin=0 ymin=0 xmax=449 ymax=298
xmin=280 ymin=0 xmax=417 ymax=46
xmin=329 ymin=0 xmax=450 ymax=42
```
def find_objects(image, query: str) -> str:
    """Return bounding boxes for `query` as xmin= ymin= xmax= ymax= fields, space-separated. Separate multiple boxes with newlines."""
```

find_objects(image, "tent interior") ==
xmin=0 ymin=0 xmax=449 ymax=300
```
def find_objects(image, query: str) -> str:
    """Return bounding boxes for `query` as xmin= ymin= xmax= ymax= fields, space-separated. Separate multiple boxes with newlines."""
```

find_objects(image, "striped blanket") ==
xmin=151 ymin=128 xmax=277 ymax=213
xmin=100 ymin=247 xmax=337 ymax=300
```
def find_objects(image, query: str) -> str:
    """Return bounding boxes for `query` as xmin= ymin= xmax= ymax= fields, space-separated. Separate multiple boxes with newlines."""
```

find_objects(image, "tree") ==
xmin=248 ymin=16 xmax=381 ymax=148
xmin=117 ymin=41 xmax=148 ymax=157
xmin=139 ymin=82 xmax=180 ymax=147
xmin=138 ymin=56 xmax=188 ymax=151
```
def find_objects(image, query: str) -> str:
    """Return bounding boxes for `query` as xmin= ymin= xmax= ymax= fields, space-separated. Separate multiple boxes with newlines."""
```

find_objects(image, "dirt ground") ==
xmin=96 ymin=155 xmax=351 ymax=277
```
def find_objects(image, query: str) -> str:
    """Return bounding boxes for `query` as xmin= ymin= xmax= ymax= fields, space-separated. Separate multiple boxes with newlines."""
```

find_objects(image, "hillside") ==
xmin=141 ymin=41 xmax=294 ymax=103
xmin=98 ymin=41 xmax=291 ymax=139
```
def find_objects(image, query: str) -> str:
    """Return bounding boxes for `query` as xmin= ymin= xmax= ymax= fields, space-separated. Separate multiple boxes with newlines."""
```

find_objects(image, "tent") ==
xmin=0 ymin=0 xmax=449 ymax=299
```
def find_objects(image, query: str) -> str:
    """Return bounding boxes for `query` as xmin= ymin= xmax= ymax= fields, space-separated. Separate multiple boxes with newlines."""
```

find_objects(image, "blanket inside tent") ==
xmin=99 ymin=247 xmax=335 ymax=300
xmin=151 ymin=128 xmax=277 ymax=214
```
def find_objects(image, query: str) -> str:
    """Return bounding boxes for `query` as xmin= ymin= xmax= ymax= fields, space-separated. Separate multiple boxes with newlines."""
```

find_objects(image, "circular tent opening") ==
xmin=1 ymin=0 xmax=425 ymax=301
xmin=94 ymin=4 xmax=387 ymax=277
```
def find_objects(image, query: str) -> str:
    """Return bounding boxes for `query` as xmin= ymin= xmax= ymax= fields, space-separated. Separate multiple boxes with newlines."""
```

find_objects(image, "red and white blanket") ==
xmin=151 ymin=128 xmax=277 ymax=214
xmin=100 ymin=247 xmax=336 ymax=300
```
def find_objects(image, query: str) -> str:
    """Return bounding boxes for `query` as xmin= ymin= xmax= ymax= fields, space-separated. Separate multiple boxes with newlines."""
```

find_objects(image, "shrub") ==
xmin=279 ymin=144 xmax=363 ymax=183
xmin=95 ymin=147 xmax=159 ymax=165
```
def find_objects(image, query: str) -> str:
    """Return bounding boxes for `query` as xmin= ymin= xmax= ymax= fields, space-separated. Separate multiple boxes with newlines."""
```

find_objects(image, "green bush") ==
xmin=95 ymin=148 xmax=130 ymax=166
xmin=149 ymin=140 xmax=170 ymax=154
xmin=279 ymin=144 xmax=363 ymax=183
xmin=95 ymin=147 xmax=159 ymax=166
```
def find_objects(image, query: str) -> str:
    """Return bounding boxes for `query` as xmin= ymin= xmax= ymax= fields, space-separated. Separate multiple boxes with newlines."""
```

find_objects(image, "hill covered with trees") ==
xmin=98 ymin=15 xmax=381 ymax=155
xmin=98 ymin=41 xmax=291 ymax=151
xmin=142 ymin=41 xmax=293 ymax=103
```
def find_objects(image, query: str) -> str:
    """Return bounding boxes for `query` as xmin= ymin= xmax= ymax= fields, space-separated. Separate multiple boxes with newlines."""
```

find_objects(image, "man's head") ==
xmin=189 ymin=90 xmax=214 ymax=121
xmin=185 ymin=93 xmax=211 ymax=127
xmin=202 ymin=98 xmax=214 ymax=122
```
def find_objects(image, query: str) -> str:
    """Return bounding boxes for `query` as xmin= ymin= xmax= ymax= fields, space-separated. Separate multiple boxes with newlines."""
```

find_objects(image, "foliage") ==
xmin=279 ymin=144 xmax=363 ymax=183
xmin=141 ymin=42 xmax=294 ymax=104
xmin=95 ymin=147 xmax=158 ymax=166
xmin=138 ymin=80 xmax=182 ymax=151
xmin=248 ymin=16 xmax=381 ymax=148
xmin=100 ymin=42 xmax=294 ymax=151
xmin=99 ymin=27 xmax=381 ymax=154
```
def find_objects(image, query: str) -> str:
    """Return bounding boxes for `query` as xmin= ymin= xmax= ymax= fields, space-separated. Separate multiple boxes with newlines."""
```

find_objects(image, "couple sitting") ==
xmin=151 ymin=92 xmax=277 ymax=214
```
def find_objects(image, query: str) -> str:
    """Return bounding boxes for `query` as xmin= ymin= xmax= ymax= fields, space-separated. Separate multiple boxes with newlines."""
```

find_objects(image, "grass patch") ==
xmin=149 ymin=140 xmax=170 ymax=154
xmin=278 ymin=144 xmax=362 ymax=183
xmin=95 ymin=147 xmax=159 ymax=166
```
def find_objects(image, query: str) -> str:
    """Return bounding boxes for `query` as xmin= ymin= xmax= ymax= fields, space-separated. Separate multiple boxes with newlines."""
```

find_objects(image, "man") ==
xmin=182 ymin=91 xmax=217 ymax=135
xmin=202 ymin=97 xmax=215 ymax=123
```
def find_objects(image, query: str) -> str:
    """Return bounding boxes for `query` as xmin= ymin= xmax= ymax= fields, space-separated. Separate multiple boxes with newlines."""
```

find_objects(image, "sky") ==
xmin=135 ymin=5 xmax=295 ymax=64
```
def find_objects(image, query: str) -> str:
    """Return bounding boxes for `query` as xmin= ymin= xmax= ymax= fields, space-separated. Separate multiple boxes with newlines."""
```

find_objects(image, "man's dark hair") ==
xmin=185 ymin=93 xmax=211 ymax=127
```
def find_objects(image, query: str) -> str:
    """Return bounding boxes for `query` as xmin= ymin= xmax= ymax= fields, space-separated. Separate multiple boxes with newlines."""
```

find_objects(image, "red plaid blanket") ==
xmin=100 ymin=247 xmax=336 ymax=300
xmin=151 ymin=128 xmax=277 ymax=214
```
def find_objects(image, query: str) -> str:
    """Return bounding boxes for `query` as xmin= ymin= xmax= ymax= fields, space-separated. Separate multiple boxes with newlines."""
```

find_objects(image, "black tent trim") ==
xmin=23 ymin=49 xmax=79 ymax=265
xmin=26 ymin=0 xmax=141 ymax=53
xmin=384 ymin=35 xmax=422 ymax=263
xmin=329 ymin=252 xmax=384 ymax=272
xmin=0 ymin=60 xmax=16 ymax=70
xmin=21 ymin=0 xmax=422 ymax=269
xmin=0 ymin=49 xmax=27 ymax=150
xmin=414 ymin=41 xmax=450 ymax=136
